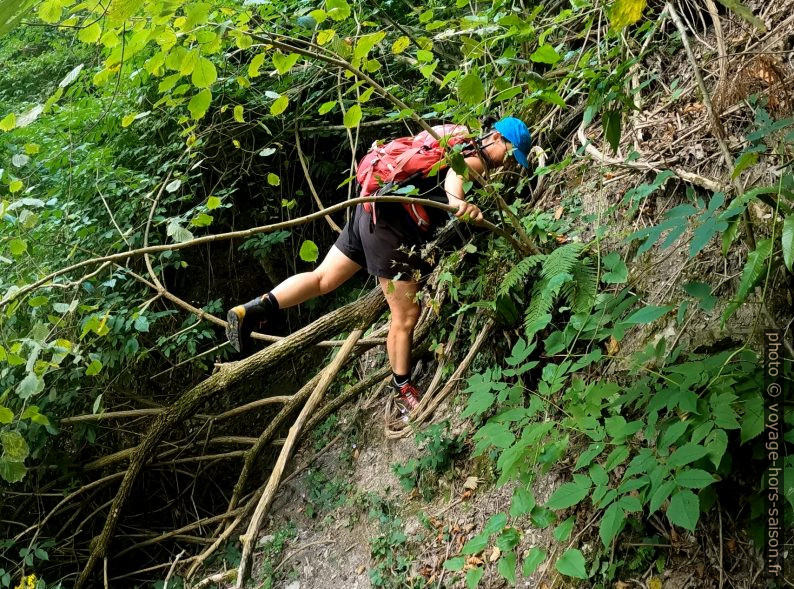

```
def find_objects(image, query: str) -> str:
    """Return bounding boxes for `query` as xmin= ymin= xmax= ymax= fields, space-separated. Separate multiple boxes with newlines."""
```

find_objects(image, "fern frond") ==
xmin=562 ymin=258 xmax=598 ymax=314
xmin=540 ymin=243 xmax=584 ymax=280
xmin=498 ymin=255 xmax=543 ymax=295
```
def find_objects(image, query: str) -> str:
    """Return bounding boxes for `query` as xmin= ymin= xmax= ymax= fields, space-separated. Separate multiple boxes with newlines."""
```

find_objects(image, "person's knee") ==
xmin=391 ymin=304 xmax=420 ymax=332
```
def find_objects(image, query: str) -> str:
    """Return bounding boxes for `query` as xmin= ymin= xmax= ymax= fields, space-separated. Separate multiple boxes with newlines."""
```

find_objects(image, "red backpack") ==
xmin=356 ymin=124 xmax=471 ymax=230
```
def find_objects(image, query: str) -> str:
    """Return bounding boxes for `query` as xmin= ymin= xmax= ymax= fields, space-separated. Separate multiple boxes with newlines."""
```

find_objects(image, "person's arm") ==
xmin=443 ymin=155 xmax=485 ymax=222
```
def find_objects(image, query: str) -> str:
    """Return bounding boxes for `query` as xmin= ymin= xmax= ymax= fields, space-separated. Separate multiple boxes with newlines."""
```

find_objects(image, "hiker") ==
xmin=226 ymin=116 xmax=533 ymax=412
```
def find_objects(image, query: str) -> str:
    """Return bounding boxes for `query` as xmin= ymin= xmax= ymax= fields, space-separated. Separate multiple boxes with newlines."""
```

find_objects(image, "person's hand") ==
xmin=455 ymin=201 xmax=483 ymax=222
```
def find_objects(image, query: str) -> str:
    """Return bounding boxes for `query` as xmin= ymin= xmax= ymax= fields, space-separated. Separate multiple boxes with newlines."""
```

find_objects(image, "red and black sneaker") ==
xmin=225 ymin=295 xmax=276 ymax=354
xmin=393 ymin=380 xmax=422 ymax=413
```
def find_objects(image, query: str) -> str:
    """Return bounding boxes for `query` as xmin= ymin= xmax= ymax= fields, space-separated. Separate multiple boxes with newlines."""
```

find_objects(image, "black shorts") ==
xmin=334 ymin=204 xmax=438 ymax=280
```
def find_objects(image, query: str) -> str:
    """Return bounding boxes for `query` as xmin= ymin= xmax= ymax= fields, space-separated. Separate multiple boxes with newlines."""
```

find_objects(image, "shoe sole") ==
xmin=226 ymin=308 xmax=243 ymax=353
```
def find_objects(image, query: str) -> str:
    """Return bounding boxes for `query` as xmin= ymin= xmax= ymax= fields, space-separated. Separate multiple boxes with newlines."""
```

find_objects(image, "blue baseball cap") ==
xmin=493 ymin=117 xmax=532 ymax=168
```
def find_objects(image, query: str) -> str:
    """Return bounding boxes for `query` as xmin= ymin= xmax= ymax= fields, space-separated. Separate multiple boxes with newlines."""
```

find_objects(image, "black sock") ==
xmin=392 ymin=372 xmax=410 ymax=387
xmin=264 ymin=292 xmax=280 ymax=310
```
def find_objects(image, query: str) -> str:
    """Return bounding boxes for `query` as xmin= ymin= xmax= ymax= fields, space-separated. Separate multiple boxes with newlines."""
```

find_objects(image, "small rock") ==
xmin=356 ymin=565 xmax=366 ymax=574
xmin=284 ymin=582 xmax=300 ymax=589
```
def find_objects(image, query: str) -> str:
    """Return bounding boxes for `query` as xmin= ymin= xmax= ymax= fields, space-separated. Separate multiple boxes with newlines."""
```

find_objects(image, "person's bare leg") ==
xmin=379 ymin=277 xmax=420 ymax=376
xmin=271 ymin=246 xmax=362 ymax=308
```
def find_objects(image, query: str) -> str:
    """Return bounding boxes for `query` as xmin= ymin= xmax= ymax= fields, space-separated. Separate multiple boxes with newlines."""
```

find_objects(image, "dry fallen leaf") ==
xmin=467 ymin=556 xmax=483 ymax=566
xmin=356 ymin=565 xmax=366 ymax=575
xmin=463 ymin=476 xmax=479 ymax=490
xmin=647 ymin=577 xmax=663 ymax=589
xmin=554 ymin=206 xmax=564 ymax=220
xmin=490 ymin=546 xmax=501 ymax=562
xmin=606 ymin=336 xmax=620 ymax=356
xmin=614 ymin=582 xmax=630 ymax=589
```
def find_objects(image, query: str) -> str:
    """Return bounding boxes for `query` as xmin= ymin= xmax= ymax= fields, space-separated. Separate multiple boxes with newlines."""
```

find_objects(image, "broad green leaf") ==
xmin=649 ymin=479 xmax=676 ymax=513
xmin=343 ymin=104 xmax=362 ymax=128
xmin=659 ymin=420 xmax=689 ymax=450
xmin=522 ymin=547 xmax=546 ymax=576
xmin=24 ymin=143 xmax=40 ymax=155
xmin=272 ymin=52 xmax=300 ymax=74
xmin=622 ymin=305 xmax=674 ymax=325
xmin=267 ymin=173 xmax=280 ymax=186
xmin=676 ymin=469 xmax=716 ymax=489
xmin=354 ymin=31 xmax=386 ymax=60
xmin=0 ymin=406 xmax=13 ymax=424
xmin=9 ymin=179 xmax=23 ymax=193
xmin=530 ymin=45 xmax=561 ymax=64
xmin=546 ymin=474 xmax=591 ymax=510
xmin=326 ymin=0 xmax=350 ymax=21
xmin=9 ymin=238 xmax=27 ymax=257
xmin=740 ymin=394 xmax=764 ymax=443
xmin=121 ymin=113 xmax=137 ymax=127
xmin=78 ymin=21 xmax=101 ymax=43
xmin=461 ymin=391 xmax=495 ymax=418
xmin=667 ymin=489 xmax=699 ymax=531
xmin=207 ymin=196 xmax=221 ymax=209
xmin=497 ymin=551 xmax=516 ymax=584
xmin=599 ymin=503 xmax=625 ymax=547
xmin=270 ymin=95 xmax=289 ymax=116
xmin=318 ymin=100 xmax=336 ymax=115
xmin=317 ymin=29 xmax=335 ymax=45
xmin=392 ymin=35 xmax=410 ymax=54
xmin=248 ymin=53 xmax=266 ymax=77
xmin=443 ymin=556 xmax=465 ymax=571
xmin=609 ymin=0 xmax=646 ymax=30
xmin=166 ymin=219 xmax=194 ymax=243
xmin=458 ymin=71 xmax=485 ymax=105
xmin=0 ymin=113 xmax=15 ymax=131
xmin=509 ymin=487 xmax=535 ymax=517
xmin=603 ymin=110 xmax=621 ymax=153
xmin=604 ymin=445 xmax=630 ymax=471
xmin=16 ymin=373 xmax=43 ymax=399
xmin=483 ymin=512 xmax=507 ymax=535
xmin=299 ymin=240 xmax=319 ymax=262
xmin=85 ymin=359 xmax=103 ymax=376
xmin=723 ymin=238 xmax=772 ymax=323
xmin=668 ymin=443 xmax=708 ymax=467
xmin=38 ymin=0 xmax=61 ymax=23
xmin=782 ymin=215 xmax=794 ymax=272
xmin=555 ymin=548 xmax=588 ymax=579
xmin=233 ymin=105 xmax=244 ymax=123
xmin=553 ymin=517 xmax=575 ymax=541
xmin=465 ymin=566 xmax=484 ymax=589
xmin=462 ymin=531 xmax=488 ymax=555
xmin=0 ymin=458 xmax=25 ymax=483
xmin=1 ymin=430 xmax=29 ymax=461
xmin=191 ymin=57 xmax=217 ymax=88
xmin=188 ymin=89 xmax=211 ymax=119
xmin=602 ymin=252 xmax=628 ymax=284
xmin=574 ymin=442 xmax=605 ymax=470
xmin=134 ymin=315 xmax=150 ymax=332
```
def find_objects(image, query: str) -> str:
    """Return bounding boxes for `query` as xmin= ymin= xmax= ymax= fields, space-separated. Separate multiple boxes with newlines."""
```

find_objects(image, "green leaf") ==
xmin=740 ymin=394 xmax=764 ymax=443
xmin=326 ymin=0 xmax=351 ymax=21
xmin=704 ymin=429 xmax=728 ymax=469
xmin=714 ymin=0 xmax=766 ymax=31
xmin=354 ymin=31 xmax=386 ymax=60
xmin=191 ymin=212 xmax=213 ymax=227
xmin=530 ymin=44 xmax=561 ymax=64
xmin=1 ymin=430 xmax=29 ymax=461
xmin=121 ymin=113 xmax=137 ymax=128
xmin=676 ymin=469 xmax=716 ymax=489
xmin=723 ymin=238 xmax=772 ymax=324
xmin=0 ymin=112 xmax=15 ymax=131
xmin=207 ymin=196 xmax=222 ymax=209
xmin=609 ymin=0 xmax=647 ymax=30
xmin=462 ymin=531 xmax=488 ymax=555
xmin=16 ymin=373 xmax=43 ymax=400
xmin=602 ymin=252 xmax=628 ymax=284
xmin=0 ymin=406 xmax=13 ymax=424
xmin=497 ymin=551 xmax=517 ymax=584
xmin=667 ymin=489 xmax=700 ymax=531
xmin=85 ymin=359 xmax=103 ymax=376
xmin=299 ymin=240 xmax=319 ymax=263
xmin=574 ymin=442 xmax=605 ymax=470
xmin=782 ymin=215 xmax=794 ymax=272
xmin=188 ymin=89 xmax=211 ymax=119
xmin=553 ymin=517 xmax=575 ymax=542
xmin=458 ymin=71 xmax=485 ymax=105
xmin=443 ymin=556 xmax=465 ymax=571
xmin=267 ymin=173 xmax=280 ymax=186
xmin=233 ymin=105 xmax=244 ymax=123
xmin=509 ymin=487 xmax=535 ymax=517
xmin=270 ymin=95 xmax=289 ymax=116
xmin=604 ymin=445 xmax=630 ymax=471
xmin=555 ymin=548 xmax=588 ymax=579
xmin=622 ymin=305 xmax=674 ymax=325
xmin=649 ymin=479 xmax=676 ymax=513
xmin=318 ymin=100 xmax=336 ymax=115
xmin=461 ymin=391 xmax=495 ymax=418
xmin=248 ymin=53 xmax=266 ymax=78
xmin=272 ymin=52 xmax=300 ymax=74
xmin=667 ymin=443 xmax=708 ymax=467
xmin=191 ymin=57 xmax=217 ymax=88
xmin=0 ymin=458 xmax=26 ymax=483
xmin=8 ymin=238 xmax=27 ymax=257
xmin=166 ymin=219 xmax=194 ymax=243
xmin=603 ymin=110 xmax=621 ymax=153
xmin=522 ymin=547 xmax=546 ymax=577
xmin=465 ymin=566 xmax=484 ymax=589
xmin=78 ymin=21 xmax=101 ymax=43
xmin=134 ymin=315 xmax=150 ymax=332
xmin=9 ymin=179 xmax=23 ymax=193
xmin=317 ymin=29 xmax=335 ymax=45
xmin=599 ymin=502 xmax=625 ymax=547
xmin=38 ymin=0 xmax=61 ymax=23
xmin=546 ymin=474 xmax=591 ymax=510
xmin=343 ymin=103 xmax=362 ymax=128
xmin=392 ymin=35 xmax=410 ymax=54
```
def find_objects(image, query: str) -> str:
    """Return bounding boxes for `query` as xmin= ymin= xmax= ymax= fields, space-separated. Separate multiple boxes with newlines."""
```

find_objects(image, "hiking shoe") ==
xmin=225 ymin=295 xmax=275 ymax=353
xmin=393 ymin=380 xmax=422 ymax=413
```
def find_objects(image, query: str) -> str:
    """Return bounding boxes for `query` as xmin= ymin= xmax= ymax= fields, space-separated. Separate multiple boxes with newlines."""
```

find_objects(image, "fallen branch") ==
xmin=235 ymin=329 xmax=364 ymax=588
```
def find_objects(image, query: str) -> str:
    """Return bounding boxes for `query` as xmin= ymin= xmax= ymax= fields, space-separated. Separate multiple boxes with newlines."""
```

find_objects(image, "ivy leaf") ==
xmin=270 ymin=95 xmax=289 ymax=116
xmin=667 ymin=489 xmax=700 ymax=531
xmin=555 ymin=548 xmax=588 ymax=579
xmin=599 ymin=502 xmax=625 ymax=547
xmin=522 ymin=547 xmax=547 ymax=576
xmin=299 ymin=240 xmax=319 ymax=262
xmin=191 ymin=57 xmax=217 ymax=88
xmin=458 ymin=71 xmax=485 ymax=105
xmin=782 ymin=215 xmax=794 ymax=272
xmin=1 ymin=430 xmax=29 ymax=462
xmin=272 ymin=52 xmax=300 ymax=74
xmin=530 ymin=45 xmax=561 ymax=64
xmin=609 ymin=0 xmax=647 ymax=30
xmin=343 ymin=103 xmax=362 ymax=128
xmin=546 ymin=474 xmax=591 ymax=510
xmin=602 ymin=252 xmax=628 ymax=283
xmin=188 ymin=89 xmax=211 ymax=120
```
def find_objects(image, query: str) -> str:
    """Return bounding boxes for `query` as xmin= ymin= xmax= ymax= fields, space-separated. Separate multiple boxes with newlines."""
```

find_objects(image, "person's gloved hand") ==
xmin=455 ymin=201 xmax=483 ymax=222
